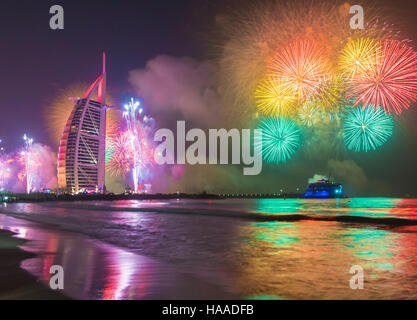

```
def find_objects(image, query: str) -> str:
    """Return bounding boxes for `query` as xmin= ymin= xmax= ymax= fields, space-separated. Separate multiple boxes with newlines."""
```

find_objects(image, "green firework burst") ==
xmin=256 ymin=117 xmax=302 ymax=163
xmin=344 ymin=106 xmax=394 ymax=152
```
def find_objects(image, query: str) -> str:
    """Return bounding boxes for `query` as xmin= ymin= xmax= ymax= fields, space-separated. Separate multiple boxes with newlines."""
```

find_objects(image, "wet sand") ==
xmin=0 ymin=230 xmax=67 ymax=299
xmin=0 ymin=214 xmax=236 ymax=300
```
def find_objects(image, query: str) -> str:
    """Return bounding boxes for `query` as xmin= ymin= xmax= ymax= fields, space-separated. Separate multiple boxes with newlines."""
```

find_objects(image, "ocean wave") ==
xmin=27 ymin=202 xmax=417 ymax=227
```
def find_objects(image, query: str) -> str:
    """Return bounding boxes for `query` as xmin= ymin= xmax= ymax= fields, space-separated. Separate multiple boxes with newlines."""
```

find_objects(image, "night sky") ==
xmin=0 ymin=0 xmax=214 ymax=149
xmin=1 ymin=0 xmax=417 ymax=195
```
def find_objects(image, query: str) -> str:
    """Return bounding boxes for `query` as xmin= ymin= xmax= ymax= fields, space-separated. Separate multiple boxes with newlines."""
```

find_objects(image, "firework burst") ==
xmin=339 ymin=38 xmax=381 ymax=79
xmin=349 ymin=40 xmax=417 ymax=114
xmin=270 ymin=40 xmax=329 ymax=101
xmin=311 ymin=74 xmax=346 ymax=114
xmin=107 ymin=132 xmax=132 ymax=176
xmin=298 ymin=102 xmax=320 ymax=127
xmin=255 ymin=77 xmax=297 ymax=116
xmin=344 ymin=105 xmax=394 ymax=152
xmin=107 ymin=98 xmax=155 ymax=193
xmin=256 ymin=117 xmax=302 ymax=163
xmin=212 ymin=0 xmax=406 ymax=133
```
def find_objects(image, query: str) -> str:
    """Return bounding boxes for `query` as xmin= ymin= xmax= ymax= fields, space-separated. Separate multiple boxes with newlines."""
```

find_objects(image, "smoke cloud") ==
xmin=327 ymin=159 xmax=368 ymax=193
xmin=29 ymin=143 xmax=58 ymax=191
xmin=308 ymin=174 xmax=329 ymax=184
xmin=0 ymin=143 xmax=57 ymax=193
xmin=128 ymin=55 xmax=222 ymax=128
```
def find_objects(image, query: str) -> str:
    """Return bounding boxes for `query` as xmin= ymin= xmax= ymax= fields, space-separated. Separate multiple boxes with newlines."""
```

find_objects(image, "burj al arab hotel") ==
xmin=57 ymin=53 xmax=108 ymax=194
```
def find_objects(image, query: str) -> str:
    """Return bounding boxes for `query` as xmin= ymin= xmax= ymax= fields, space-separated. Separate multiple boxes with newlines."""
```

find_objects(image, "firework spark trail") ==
xmin=349 ymin=40 xmax=417 ymax=114
xmin=22 ymin=134 xmax=34 ymax=193
xmin=123 ymin=98 xmax=144 ymax=193
xmin=256 ymin=117 xmax=302 ymax=163
xmin=107 ymin=98 xmax=155 ymax=193
xmin=0 ymin=140 xmax=11 ymax=192
xmin=344 ymin=106 xmax=394 ymax=152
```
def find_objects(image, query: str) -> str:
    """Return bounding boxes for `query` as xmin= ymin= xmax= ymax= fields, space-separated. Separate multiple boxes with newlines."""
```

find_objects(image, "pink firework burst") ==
xmin=270 ymin=40 xmax=329 ymax=101
xmin=107 ymin=125 xmax=155 ymax=182
xmin=349 ymin=40 xmax=417 ymax=114
xmin=107 ymin=132 xmax=132 ymax=177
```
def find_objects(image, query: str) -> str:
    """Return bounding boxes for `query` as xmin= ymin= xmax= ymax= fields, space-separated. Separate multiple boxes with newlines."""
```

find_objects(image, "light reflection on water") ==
xmin=1 ymin=198 xmax=417 ymax=299
xmin=237 ymin=220 xmax=417 ymax=299
xmin=251 ymin=222 xmax=299 ymax=249
xmin=0 ymin=215 xmax=234 ymax=299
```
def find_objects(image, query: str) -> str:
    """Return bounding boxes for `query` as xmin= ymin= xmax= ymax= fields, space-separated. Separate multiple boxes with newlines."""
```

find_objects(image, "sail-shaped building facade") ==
xmin=57 ymin=54 xmax=108 ymax=193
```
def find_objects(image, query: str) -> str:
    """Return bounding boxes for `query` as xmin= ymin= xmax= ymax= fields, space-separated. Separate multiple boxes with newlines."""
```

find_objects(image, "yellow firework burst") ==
xmin=339 ymin=38 xmax=382 ymax=79
xmin=255 ymin=77 xmax=297 ymax=116
xmin=298 ymin=101 xmax=320 ymax=127
xmin=311 ymin=75 xmax=345 ymax=114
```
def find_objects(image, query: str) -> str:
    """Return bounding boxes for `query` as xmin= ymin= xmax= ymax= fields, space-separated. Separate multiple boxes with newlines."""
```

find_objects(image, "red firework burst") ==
xmin=107 ymin=126 xmax=155 ymax=177
xmin=349 ymin=40 xmax=417 ymax=114
xmin=107 ymin=132 xmax=132 ymax=176
xmin=269 ymin=40 xmax=329 ymax=100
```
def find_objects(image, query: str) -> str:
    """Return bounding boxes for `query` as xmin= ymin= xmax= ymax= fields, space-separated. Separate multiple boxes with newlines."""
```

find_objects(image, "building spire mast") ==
xmin=81 ymin=52 xmax=107 ymax=104
xmin=102 ymin=52 xmax=106 ymax=74
xmin=98 ymin=51 xmax=106 ymax=105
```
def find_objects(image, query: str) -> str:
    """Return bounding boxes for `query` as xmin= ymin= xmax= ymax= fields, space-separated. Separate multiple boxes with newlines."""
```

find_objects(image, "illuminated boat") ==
xmin=302 ymin=179 xmax=346 ymax=198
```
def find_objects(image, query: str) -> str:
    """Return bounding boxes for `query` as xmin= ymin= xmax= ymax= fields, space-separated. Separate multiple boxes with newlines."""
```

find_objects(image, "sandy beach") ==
xmin=0 ymin=230 xmax=67 ymax=300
